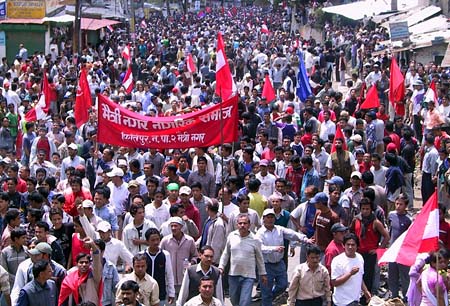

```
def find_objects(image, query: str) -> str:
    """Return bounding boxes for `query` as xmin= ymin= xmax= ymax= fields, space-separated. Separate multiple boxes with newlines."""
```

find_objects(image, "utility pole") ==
xmin=73 ymin=0 xmax=82 ymax=55
xmin=130 ymin=0 xmax=136 ymax=34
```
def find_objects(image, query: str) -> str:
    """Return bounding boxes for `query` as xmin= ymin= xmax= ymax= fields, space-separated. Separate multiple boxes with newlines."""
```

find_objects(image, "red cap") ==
xmin=286 ymin=107 xmax=294 ymax=114
xmin=386 ymin=143 xmax=397 ymax=153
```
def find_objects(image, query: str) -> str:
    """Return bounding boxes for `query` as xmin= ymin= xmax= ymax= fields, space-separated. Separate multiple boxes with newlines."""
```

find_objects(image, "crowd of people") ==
xmin=0 ymin=1 xmax=449 ymax=306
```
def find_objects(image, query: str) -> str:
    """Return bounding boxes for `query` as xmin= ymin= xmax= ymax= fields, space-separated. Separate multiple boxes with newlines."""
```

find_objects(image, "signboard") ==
xmin=389 ymin=21 xmax=409 ymax=41
xmin=0 ymin=2 xmax=5 ymax=19
xmin=7 ymin=0 xmax=45 ymax=19
xmin=0 ymin=32 xmax=5 ymax=46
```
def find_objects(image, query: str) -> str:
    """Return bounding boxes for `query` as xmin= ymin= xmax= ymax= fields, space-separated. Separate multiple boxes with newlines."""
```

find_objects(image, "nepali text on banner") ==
xmin=97 ymin=94 xmax=239 ymax=149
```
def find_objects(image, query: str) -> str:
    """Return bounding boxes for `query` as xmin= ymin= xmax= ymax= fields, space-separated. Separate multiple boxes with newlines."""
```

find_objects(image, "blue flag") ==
xmin=296 ymin=51 xmax=312 ymax=102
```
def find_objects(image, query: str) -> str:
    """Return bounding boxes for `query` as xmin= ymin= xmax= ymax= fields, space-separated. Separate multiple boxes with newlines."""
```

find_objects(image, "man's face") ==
xmin=147 ymin=233 xmax=161 ymax=249
xmin=191 ymin=187 xmax=202 ymax=198
xmin=330 ymin=190 xmax=340 ymax=203
xmin=263 ymin=214 xmax=275 ymax=227
xmin=35 ymin=226 xmax=47 ymax=241
xmin=360 ymin=204 xmax=372 ymax=217
xmin=239 ymin=200 xmax=249 ymax=212
xmin=306 ymin=252 xmax=321 ymax=269
xmin=344 ymin=238 xmax=357 ymax=257
xmin=77 ymin=256 xmax=91 ymax=274
xmin=134 ymin=208 xmax=145 ymax=223
xmin=170 ymin=223 xmax=182 ymax=235
xmin=50 ymin=214 xmax=63 ymax=229
xmin=199 ymin=280 xmax=215 ymax=300
xmin=38 ymin=152 xmax=46 ymax=162
xmin=99 ymin=230 xmax=111 ymax=241
xmin=197 ymin=161 xmax=207 ymax=172
xmin=6 ymin=181 xmax=16 ymax=193
xmin=133 ymin=259 xmax=147 ymax=277
xmin=237 ymin=216 xmax=250 ymax=234
xmin=200 ymin=249 xmax=214 ymax=266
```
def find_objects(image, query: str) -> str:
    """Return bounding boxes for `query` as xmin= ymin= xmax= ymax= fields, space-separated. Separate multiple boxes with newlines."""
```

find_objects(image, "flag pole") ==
xmin=219 ymin=85 xmax=225 ymax=215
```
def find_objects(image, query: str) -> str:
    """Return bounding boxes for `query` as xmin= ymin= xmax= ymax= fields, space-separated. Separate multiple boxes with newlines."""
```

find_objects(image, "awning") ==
xmin=441 ymin=43 xmax=450 ymax=67
xmin=322 ymin=0 xmax=419 ymax=20
xmin=409 ymin=15 xmax=449 ymax=36
xmin=43 ymin=15 xmax=75 ymax=23
xmin=80 ymin=18 xmax=120 ymax=30
xmin=0 ymin=18 xmax=44 ymax=24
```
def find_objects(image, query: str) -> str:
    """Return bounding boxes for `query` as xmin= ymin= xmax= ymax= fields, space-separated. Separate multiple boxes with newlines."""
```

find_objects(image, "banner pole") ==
xmin=220 ymin=86 xmax=225 ymax=214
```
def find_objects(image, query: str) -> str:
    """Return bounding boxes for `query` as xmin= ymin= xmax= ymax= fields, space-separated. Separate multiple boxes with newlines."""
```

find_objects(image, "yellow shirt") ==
xmin=249 ymin=192 xmax=268 ymax=217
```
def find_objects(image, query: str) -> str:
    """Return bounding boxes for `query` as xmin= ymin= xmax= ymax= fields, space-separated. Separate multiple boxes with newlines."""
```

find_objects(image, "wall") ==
xmin=414 ymin=42 xmax=448 ymax=65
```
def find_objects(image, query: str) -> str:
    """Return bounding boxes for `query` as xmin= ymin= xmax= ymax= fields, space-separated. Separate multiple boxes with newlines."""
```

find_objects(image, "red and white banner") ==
xmin=97 ymin=94 xmax=239 ymax=149
xmin=121 ymin=44 xmax=131 ymax=61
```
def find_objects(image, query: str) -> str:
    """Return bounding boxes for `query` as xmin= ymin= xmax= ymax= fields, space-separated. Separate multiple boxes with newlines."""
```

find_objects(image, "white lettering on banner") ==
xmin=122 ymin=115 xmax=149 ymax=130
xmin=102 ymin=104 xmax=122 ymax=124
xmin=199 ymin=106 xmax=234 ymax=123
xmin=191 ymin=133 xmax=206 ymax=142
xmin=151 ymin=118 xmax=195 ymax=130
xmin=120 ymin=132 xmax=207 ymax=146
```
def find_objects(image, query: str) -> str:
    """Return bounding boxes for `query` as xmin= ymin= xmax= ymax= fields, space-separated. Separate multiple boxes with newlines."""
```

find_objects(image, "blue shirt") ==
xmin=94 ymin=205 xmax=119 ymax=232
xmin=304 ymin=203 xmax=316 ymax=238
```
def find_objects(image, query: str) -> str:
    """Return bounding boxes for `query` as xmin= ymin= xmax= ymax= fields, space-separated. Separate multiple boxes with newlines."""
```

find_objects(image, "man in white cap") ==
xmin=160 ymin=216 xmax=198 ymax=294
xmin=106 ymin=167 xmax=129 ymax=233
xmin=60 ymin=143 xmax=85 ymax=181
xmin=96 ymin=221 xmax=133 ymax=272
xmin=256 ymin=208 xmax=313 ymax=306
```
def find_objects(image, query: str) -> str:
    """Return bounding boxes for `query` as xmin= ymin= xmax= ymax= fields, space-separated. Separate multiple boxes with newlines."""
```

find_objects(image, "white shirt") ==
xmin=255 ymin=172 xmax=276 ymax=199
xmin=107 ymin=181 xmax=129 ymax=216
xmin=60 ymin=155 xmax=85 ymax=180
xmin=331 ymin=252 xmax=365 ymax=306
xmin=319 ymin=120 xmax=336 ymax=141
xmin=122 ymin=219 xmax=157 ymax=255
xmin=370 ymin=166 xmax=387 ymax=187
xmin=218 ymin=202 xmax=239 ymax=219
xmin=104 ymin=237 xmax=134 ymax=266
xmin=145 ymin=203 xmax=171 ymax=229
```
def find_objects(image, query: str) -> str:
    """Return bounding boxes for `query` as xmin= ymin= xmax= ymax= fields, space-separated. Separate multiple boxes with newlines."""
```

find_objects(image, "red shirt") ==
xmin=63 ymin=188 xmax=93 ymax=217
xmin=376 ymin=112 xmax=389 ymax=122
xmin=184 ymin=203 xmax=201 ymax=232
xmin=389 ymin=133 xmax=401 ymax=152
xmin=324 ymin=239 xmax=345 ymax=273
xmin=261 ymin=148 xmax=276 ymax=162
xmin=2 ymin=177 xmax=27 ymax=193
xmin=301 ymin=133 xmax=313 ymax=147
xmin=71 ymin=233 xmax=91 ymax=266
xmin=285 ymin=166 xmax=304 ymax=197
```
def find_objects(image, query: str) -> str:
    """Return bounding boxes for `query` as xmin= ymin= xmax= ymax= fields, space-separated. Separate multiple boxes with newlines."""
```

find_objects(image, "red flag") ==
xmin=140 ymin=20 xmax=147 ymax=29
xmin=379 ymin=191 xmax=439 ymax=266
xmin=25 ymin=72 xmax=53 ymax=122
xmin=123 ymin=66 xmax=134 ymax=94
xmin=231 ymin=6 xmax=237 ymax=16
xmin=261 ymin=23 xmax=270 ymax=34
xmin=215 ymin=32 xmax=236 ymax=99
xmin=74 ymin=68 xmax=92 ymax=128
xmin=262 ymin=75 xmax=276 ymax=102
xmin=330 ymin=125 xmax=348 ymax=154
xmin=388 ymin=57 xmax=405 ymax=105
xmin=360 ymin=85 xmax=380 ymax=109
xmin=187 ymin=54 xmax=196 ymax=73
xmin=121 ymin=44 xmax=131 ymax=61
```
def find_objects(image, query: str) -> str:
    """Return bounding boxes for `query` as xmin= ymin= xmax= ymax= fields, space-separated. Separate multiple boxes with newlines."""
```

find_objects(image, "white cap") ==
xmin=97 ymin=221 xmax=112 ymax=232
xmin=107 ymin=167 xmax=124 ymax=177
xmin=68 ymin=143 xmax=78 ymax=150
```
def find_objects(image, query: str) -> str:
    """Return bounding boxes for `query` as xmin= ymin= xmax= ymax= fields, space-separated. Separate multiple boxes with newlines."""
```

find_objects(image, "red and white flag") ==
xmin=424 ymin=80 xmax=439 ymax=107
xmin=140 ymin=20 xmax=147 ymax=29
xmin=25 ymin=72 xmax=53 ymax=122
xmin=215 ymin=32 xmax=236 ymax=99
xmin=74 ymin=68 xmax=92 ymax=128
xmin=106 ymin=25 xmax=114 ymax=32
xmin=121 ymin=44 xmax=131 ymax=62
xmin=123 ymin=66 xmax=134 ymax=94
xmin=247 ymin=22 xmax=252 ymax=30
xmin=187 ymin=54 xmax=196 ymax=73
xmin=261 ymin=23 xmax=270 ymax=34
xmin=378 ymin=191 xmax=439 ymax=266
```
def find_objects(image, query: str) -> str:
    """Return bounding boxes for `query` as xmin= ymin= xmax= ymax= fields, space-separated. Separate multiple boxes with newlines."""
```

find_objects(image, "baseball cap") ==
xmin=168 ymin=216 xmax=184 ymax=226
xmin=82 ymin=199 xmax=94 ymax=208
xmin=259 ymin=159 xmax=269 ymax=167
xmin=128 ymin=180 xmax=140 ymax=188
xmin=331 ymin=223 xmax=348 ymax=233
xmin=262 ymin=208 xmax=276 ymax=217
xmin=350 ymin=171 xmax=362 ymax=179
xmin=386 ymin=143 xmax=397 ymax=153
xmin=325 ymin=176 xmax=344 ymax=187
xmin=179 ymin=186 xmax=191 ymax=195
xmin=310 ymin=192 xmax=328 ymax=204
xmin=167 ymin=183 xmax=180 ymax=191
xmin=106 ymin=167 xmax=124 ymax=177
xmin=97 ymin=221 xmax=112 ymax=232
xmin=68 ymin=143 xmax=78 ymax=150
xmin=350 ymin=134 xmax=362 ymax=143
xmin=28 ymin=242 xmax=53 ymax=255
xmin=117 ymin=159 xmax=128 ymax=167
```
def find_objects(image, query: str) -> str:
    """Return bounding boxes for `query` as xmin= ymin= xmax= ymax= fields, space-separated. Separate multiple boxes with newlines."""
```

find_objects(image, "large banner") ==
xmin=97 ymin=94 xmax=239 ymax=149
